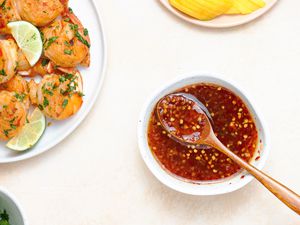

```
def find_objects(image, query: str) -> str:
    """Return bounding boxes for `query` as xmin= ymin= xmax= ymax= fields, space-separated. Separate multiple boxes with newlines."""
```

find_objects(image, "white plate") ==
xmin=0 ymin=0 xmax=107 ymax=163
xmin=159 ymin=0 xmax=278 ymax=28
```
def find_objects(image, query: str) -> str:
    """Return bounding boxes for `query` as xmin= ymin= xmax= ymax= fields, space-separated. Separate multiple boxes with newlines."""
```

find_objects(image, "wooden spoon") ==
xmin=156 ymin=93 xmax=300 ymax=215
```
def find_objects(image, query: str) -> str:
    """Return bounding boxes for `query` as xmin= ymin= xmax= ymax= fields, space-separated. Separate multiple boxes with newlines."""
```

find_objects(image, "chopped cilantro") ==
xmin=0 ymin=210 xmax=10 ymax=225
xmin=3 ymin=129 xmax=11 ymax=137
xmin=0 ymin=0 xmax=6 ymax=10
xmin=43 ymin=89 xmax=53 ymax=96
xmin=65 ymin=73 xmax=74 ymax=80
xmin=64 ymin=49 xmax=72 ymax=55
xmin=41 ymin=58 xmax=49 ymax=67
xmin=83 ymin=28 xmax=88 ymax=36
xmin=75 ymin=31 xmax=90 ymax=48
xmin=9 ymin=117 xmax=15 ymax=123
xmin=64 ymin=41 xmax=71 ymax=47
xmin=62 ymin=99 xmax=68 ymax=108
xmin=44 ymin=36 xmax=58 ymax=49
xmin=0 ymin=69 xmax=6 ymax=76
xmin=14 ymin=93 xmax=26 ymax=102
xmin=69 ymin=24 xmax=90 ymax=48
xmin=59 ymin=76 xmax=66 ymax=83
xmin=43 ymin=97 xmax=49 ymax=108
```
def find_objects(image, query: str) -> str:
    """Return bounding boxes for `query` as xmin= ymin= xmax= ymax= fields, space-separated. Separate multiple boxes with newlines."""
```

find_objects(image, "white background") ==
xmin=1 ymin=0 xmax=300 ymax=224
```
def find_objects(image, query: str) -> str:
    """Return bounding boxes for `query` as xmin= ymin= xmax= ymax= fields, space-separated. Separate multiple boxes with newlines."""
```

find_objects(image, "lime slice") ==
xmin=6 ymin=108 xmax=46 ymax=151
xmin=7 ymin=21 xmax=43 ymax=66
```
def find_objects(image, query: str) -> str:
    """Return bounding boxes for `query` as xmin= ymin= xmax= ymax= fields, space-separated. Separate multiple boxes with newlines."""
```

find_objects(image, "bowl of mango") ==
xmin=160 ymin=0 xmax=277 ymax=27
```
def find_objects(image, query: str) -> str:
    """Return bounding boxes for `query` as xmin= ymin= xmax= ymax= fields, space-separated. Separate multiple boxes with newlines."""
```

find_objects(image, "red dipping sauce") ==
xmin=147 ymin=83 xmax=258 ymax=181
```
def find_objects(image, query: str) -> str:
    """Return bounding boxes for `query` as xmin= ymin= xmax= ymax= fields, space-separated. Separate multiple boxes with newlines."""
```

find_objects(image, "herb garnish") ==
xmin=3 ymin=129 xmax=11 ymax=137
xmin=0 ymin=0 xmax=6 ymax=10
xmin=69 ymin=24 xmax=90 ymax=48
xmin=0 ymin=69 xmax=7 ymax=76
xmin=0 ymin=210 xmax=10 ymax=225
xmin=44 ymin=36 xmax=58 ymax=49
xmin=64 ymin=49 xmax=72 ymax=55
xmin=14 ymin=93 xmax=26 ymax=102
xmin=62 ymin=99 xmax=68 ymax=108
xmin=83 ymin=28 xmax=88 ymax=36
xmin=75 ymin=31 xmax=90 ymax=48
xmin=41 ymin=58 xmax=49 ymax=67
xmin=43 ymin=97 xmax=49 ymax=108
xmin=64 ymin=41 xmax=71 ymax=47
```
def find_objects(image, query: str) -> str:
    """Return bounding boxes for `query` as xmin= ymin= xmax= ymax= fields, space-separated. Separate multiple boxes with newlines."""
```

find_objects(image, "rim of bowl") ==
xmin=0 ymin=187 xmax=28 ymax=225
xmin=137 ymin=72 xmax=270 ymax=195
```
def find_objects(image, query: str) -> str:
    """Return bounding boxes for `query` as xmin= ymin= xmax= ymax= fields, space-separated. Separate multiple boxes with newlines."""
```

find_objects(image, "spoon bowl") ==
xmin=156 ymin=93 xmax=212 ymax=144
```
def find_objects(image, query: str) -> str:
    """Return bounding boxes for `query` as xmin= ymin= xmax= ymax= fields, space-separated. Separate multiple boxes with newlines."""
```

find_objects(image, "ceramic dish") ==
xmin=0 ymin=0 xmax=107 ymax=163
xmin=138 ymin=73 xmax=270 ymax=195
xmin=159 ymin=0 xmax=278 ymax=28
xmin=0 ymin=187 xmax=27 ymax=225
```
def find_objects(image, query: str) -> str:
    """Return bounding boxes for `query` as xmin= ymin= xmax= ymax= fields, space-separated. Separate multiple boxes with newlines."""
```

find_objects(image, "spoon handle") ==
xmin=206 ymin=135 xmax=300 ymax=215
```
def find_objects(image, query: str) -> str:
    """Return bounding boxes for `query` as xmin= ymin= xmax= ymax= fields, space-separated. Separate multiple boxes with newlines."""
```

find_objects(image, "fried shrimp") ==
xmin=29 ymin=71 xmax=83 ymax=120
xmin=0 ymin=39 xmax=18 ymax=84
xmin=0 ymin=91 xmax=27 ymax=140
xmin=0 ymin=0 xmax=21 ymax=34
xmin=0 ymin=75 xmax=30 ymax=108
xmin=15 ymin=0 xmax=65 ymax=27
xmin=42 ymin=9 xmax=90 ymax=68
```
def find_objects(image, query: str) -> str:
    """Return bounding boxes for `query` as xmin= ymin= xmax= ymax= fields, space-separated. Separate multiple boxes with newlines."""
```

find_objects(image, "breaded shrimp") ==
xmin=41 ymin=9 xmax=90 ymax=68
xmin=0 ymin=39 xmax=18 ymax=84
xmin=29 ymin=71 xmax=83 ymax=120
xmin=0 ymin=90 xmax=27 ymax=140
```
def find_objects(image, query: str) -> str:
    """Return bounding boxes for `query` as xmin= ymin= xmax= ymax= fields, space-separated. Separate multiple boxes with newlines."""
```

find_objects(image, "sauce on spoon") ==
xmin=156 ymin=93 xmax=210 ymax=143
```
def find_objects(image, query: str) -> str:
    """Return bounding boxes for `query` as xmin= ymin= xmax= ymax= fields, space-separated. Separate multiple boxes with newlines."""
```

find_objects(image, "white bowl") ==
xmin=138 ymin=73 xmax=270 ymax=195
xmin=0 ymin=187 xmax=27 ymax=225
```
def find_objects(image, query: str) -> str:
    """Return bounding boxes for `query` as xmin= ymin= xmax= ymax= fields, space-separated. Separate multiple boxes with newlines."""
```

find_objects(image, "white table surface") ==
xmin=1 ymin=0 xmax=300 ymax=224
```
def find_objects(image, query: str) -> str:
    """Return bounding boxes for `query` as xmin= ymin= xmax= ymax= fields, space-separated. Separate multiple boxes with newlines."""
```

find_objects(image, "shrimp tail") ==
xmin=63 ymin=10 xmax=91 ymax=67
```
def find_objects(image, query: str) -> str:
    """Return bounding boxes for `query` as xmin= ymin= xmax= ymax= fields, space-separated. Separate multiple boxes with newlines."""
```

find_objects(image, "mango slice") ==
xmin=226 ymin=0 xmax=266 ymax=15
xmin=169 ymin=0 xmax=233 ymax=21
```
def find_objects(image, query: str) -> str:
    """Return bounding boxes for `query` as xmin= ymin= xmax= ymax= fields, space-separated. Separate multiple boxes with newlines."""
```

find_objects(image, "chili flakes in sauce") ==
xmin=147 ymin=83 xmax=258 ymax=181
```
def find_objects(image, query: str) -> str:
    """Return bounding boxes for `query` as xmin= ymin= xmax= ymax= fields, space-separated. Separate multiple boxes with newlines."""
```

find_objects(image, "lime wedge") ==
xmin=6 ymin=108 xmax=46 ymax=151
xmin=7 ymin=21 xmax=43 ymax=66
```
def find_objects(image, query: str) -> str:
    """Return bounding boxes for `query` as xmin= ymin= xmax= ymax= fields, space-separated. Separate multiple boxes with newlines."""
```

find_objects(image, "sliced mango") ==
xmin=169 ymin=0 xmax=233 ymax=21
xmin=226 ymin=0 xmax=266 ymax=15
